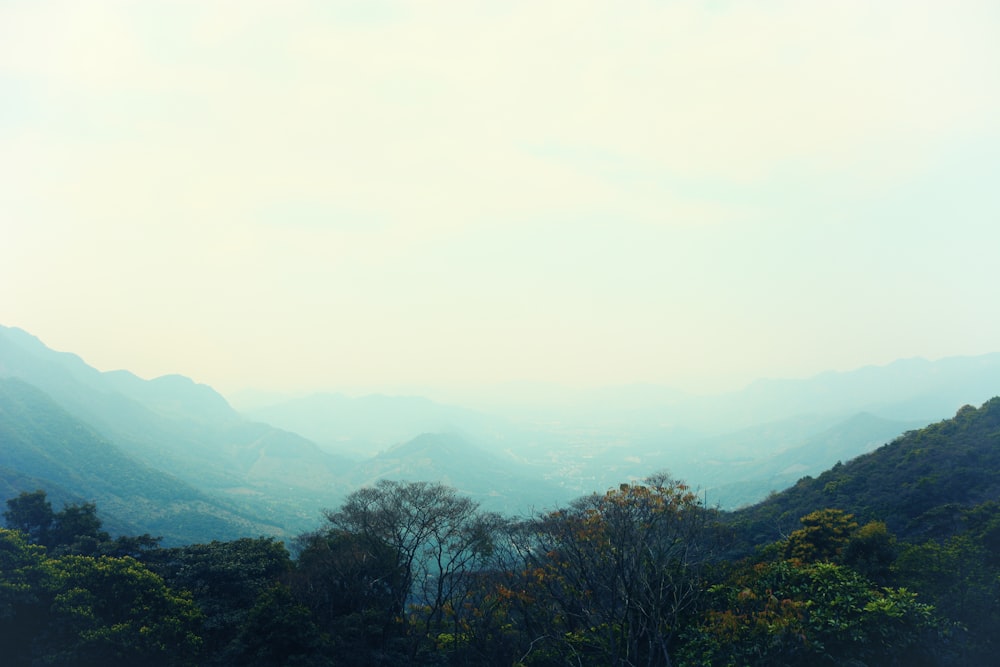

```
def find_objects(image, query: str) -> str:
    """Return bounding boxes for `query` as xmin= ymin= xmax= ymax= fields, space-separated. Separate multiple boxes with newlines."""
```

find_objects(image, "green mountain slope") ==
xmin=696 ymin=411 xmax=926 ymax=509
xmin=0 ymin=325 xmax=355 ymax=534
xmin=0 ymin=378 xmax=284 ymax=544
xmin=729 ymin=397 xmax=1000 ymax=549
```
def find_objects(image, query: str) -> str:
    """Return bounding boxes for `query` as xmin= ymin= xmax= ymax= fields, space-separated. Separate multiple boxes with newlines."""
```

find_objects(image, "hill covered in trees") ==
xmin=0 ymin=377 xmax=285 ymax=543
xmin=3 ymin=399 xmax=999 ymax=665
xmin=730 ymin=396 xmax=1000 ymax=548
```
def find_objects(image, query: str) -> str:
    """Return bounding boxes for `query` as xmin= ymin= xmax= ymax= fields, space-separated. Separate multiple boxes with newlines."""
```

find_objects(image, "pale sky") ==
xmin=2 ymin=1 xmax=999 ymax=397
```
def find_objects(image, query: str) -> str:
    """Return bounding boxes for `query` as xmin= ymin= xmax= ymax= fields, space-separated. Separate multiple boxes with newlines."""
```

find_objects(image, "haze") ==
xmin=3 ymin=1 xmax=999 ymax=399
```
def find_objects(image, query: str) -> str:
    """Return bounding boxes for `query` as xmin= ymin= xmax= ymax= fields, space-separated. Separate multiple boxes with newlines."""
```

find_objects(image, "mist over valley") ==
xmin=3 ymin=323 xmax=998 ymax=543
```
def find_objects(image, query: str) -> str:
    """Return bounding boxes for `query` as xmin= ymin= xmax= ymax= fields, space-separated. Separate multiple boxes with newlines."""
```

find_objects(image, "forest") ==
xmin=3 ymin=398 xmax=1000 ymax=666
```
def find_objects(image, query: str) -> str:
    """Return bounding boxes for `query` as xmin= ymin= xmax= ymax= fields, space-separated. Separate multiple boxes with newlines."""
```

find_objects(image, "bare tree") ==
xmin=323 ymin=480 xmax=500 ymax=659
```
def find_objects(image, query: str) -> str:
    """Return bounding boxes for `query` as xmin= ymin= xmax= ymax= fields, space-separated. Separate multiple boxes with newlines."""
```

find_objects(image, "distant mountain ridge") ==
xmin=0 ymin=325 xmax=353 ymax=536
xmin=727 ymin=354 xmax=1000 ymax=425
xmin=3 ymin=322 xmax=999 ymax=544
xmin=0 ymin=326 xmax=238 ymax=422
xmin=424 ymin=356 xmax=1000 ymax=435
xmin=242 ymin=391 xmax=510 ymax=459
xmin=345 ymin=432 xmax=565 ymax=515
xmin=0 ymin=326 xmax=572 ymax=537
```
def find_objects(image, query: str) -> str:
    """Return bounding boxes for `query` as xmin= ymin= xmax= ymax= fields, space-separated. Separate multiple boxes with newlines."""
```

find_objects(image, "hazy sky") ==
xmin=3 ymin=1 xmax=999 ymax=397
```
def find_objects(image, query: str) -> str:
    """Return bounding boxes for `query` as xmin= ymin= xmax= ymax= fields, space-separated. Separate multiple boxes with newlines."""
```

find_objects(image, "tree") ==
xmin=145 ymin=537 xmax=292 ymax=664
xmin=894 ymin=533 xmax=999 ymax=664
xmin=322 ymin=480 xmax=499 ymax=661
xmin=291 ymin=529 xmax=405 ymax=663
xmin=0 ymin=528 xmax=54 ymax=665
xmin=41 ymin=555 xmax=203 ymax=666
xmin=517 ymin=475 xmax=717 ymax=666
xmin=3 ymin=490 xmax=54 ymax=544
xmin=229 ymin=584 xmax=330 ymax=667
xmin=841 ymin=520 xmax=896 ymax=584
xmin=784 ymin=508 xmax=858 ymax=563
xmin=4 ymin=490 xmax=159 ymax=557
xmin=682 ymin=559 xmax=944 ymax=667
xmin=0 ymin=527 xmax=202 ymax=667
xmin=46 ymin=501 xmax=110 ymax=555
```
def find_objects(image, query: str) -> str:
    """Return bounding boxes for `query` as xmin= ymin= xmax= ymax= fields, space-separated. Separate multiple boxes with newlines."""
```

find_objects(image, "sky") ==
xmin=2 ymin=0 xmax=999 ymax=399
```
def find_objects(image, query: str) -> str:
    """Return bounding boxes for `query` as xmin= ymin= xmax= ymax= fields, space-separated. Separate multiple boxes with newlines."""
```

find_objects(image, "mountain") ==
xmin=0 ymin=325 xmax=570 ymax=535
xmin=102 ymin=370 xmax=237 ymax=423
xmin=240 ymin=392 xmax=513 ymax=459
xmin=729 ymin=397 xmax=1000 ymax=550
xmin=680 ymin=411 xmax=925 ymax=509
xmin=4 ymin=323 xmax=999 ymax=543
xmin=446 ymin=356 xmax=1000 ymax=438
xmin=344 ymin=431 xmax=566 ymax=515
xmin=236 ymin=352 xmax=1000 ymax=512
xmin=717 ymin=355 xmax=1000 ymax=427
xmin=0 ymin=377 xmax=282 ymax=544
xmin=0 ymin=325 xmax=353 ymax=535
xmin=444 ymin=356 xmax=1000 ymax=508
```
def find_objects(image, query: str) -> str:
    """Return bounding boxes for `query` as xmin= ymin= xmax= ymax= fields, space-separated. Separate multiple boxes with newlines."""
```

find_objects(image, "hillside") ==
xmin=0 ymin=327 xmax=575 ymax=536
xmin=0 ymin=377 xmax=283 ymax=544
xmin=346 ymin=431 xmax=567 ymax=514
xmin=0 ymin=325 xmax=354 ymax=534
xmin=695 ymin=411 xmax=925 ymax=509
xmin=4 ymin=322 xmax=999 ymax=545
xmin=729 ymin=396 xmax=1000 ymax=549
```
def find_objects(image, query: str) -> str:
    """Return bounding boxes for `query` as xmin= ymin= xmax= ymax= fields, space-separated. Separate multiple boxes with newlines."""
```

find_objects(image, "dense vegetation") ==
xmin=726 ymin=398 xmax=1000 ymax=554
xmin=3 ymin=400 xmax=1000 ymax=665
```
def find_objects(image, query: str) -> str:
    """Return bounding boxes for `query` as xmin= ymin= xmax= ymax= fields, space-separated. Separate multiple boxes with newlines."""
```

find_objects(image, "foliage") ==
xmin=6 ymin=397 xmax=1000 ymax=665
xmin=229 ymin=583 xmax=331 ymax=666
xmin=510 ymin=474 xmax=719 ymax=666
xmin=4 ymin=489 xmax=161 ymax=557
xmin=41 ymin=554 xmax=203 ymax=666
xmin=893 ymin=530 xmax=1000 ymax=664
xmin=841 ymin=520 xmax=897 ymax=584
xmin=784 ymin=508 xmax=858 ymax=562
xmin=290 ymin=528 xmax=406 ymax=664
xmin=0 ymin=528 xmax=202 ymax=666
xmin=0 ymin=528 xmax=54 ymax=663
xmin=681 ymin=559 xmax=944 ymax=666
xmin=728 ymin=398 xmax=1000 ymax=552
xmin=144 ymin=537 xmax=293 ymax=664
xmin=321 ymin=479 xmax=505 ymax=662
xmin=3 ymin=489 xmax=54 ymax=544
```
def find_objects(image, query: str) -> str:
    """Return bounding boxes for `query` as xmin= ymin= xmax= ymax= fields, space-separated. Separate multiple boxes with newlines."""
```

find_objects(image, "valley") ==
xmin=3 ymin=323 xmax=998 ymax=543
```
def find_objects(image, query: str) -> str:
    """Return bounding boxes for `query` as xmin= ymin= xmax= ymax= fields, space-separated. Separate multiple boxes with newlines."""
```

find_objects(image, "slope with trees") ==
xmin=0 ymin=326 xmax=354 ymax=536
xmin=0 ymin=377 xmax=285 ymax=544
xmin=729 ymin=397 xmax=1000 ymax=548
xmin=2 ymin=454 xmax=997 ymax=665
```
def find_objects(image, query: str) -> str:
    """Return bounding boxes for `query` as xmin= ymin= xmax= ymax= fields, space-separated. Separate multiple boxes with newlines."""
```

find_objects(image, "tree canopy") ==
xmin=5 ymin=400 xmax=1000 ymax=664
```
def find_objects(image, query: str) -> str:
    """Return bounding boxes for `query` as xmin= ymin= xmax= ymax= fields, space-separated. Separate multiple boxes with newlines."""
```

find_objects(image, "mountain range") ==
xmin=0 ymin=376 xmax=277 ymax=543
xmin=2 ymin=323 xmax=999 ymax=544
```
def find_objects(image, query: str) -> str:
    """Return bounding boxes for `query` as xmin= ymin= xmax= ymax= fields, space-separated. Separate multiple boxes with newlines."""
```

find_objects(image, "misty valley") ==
xmin=2 ymin=324 xmax=1000 ymax=666
xmin=5 ymin=0 xmax=998 ymax=663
